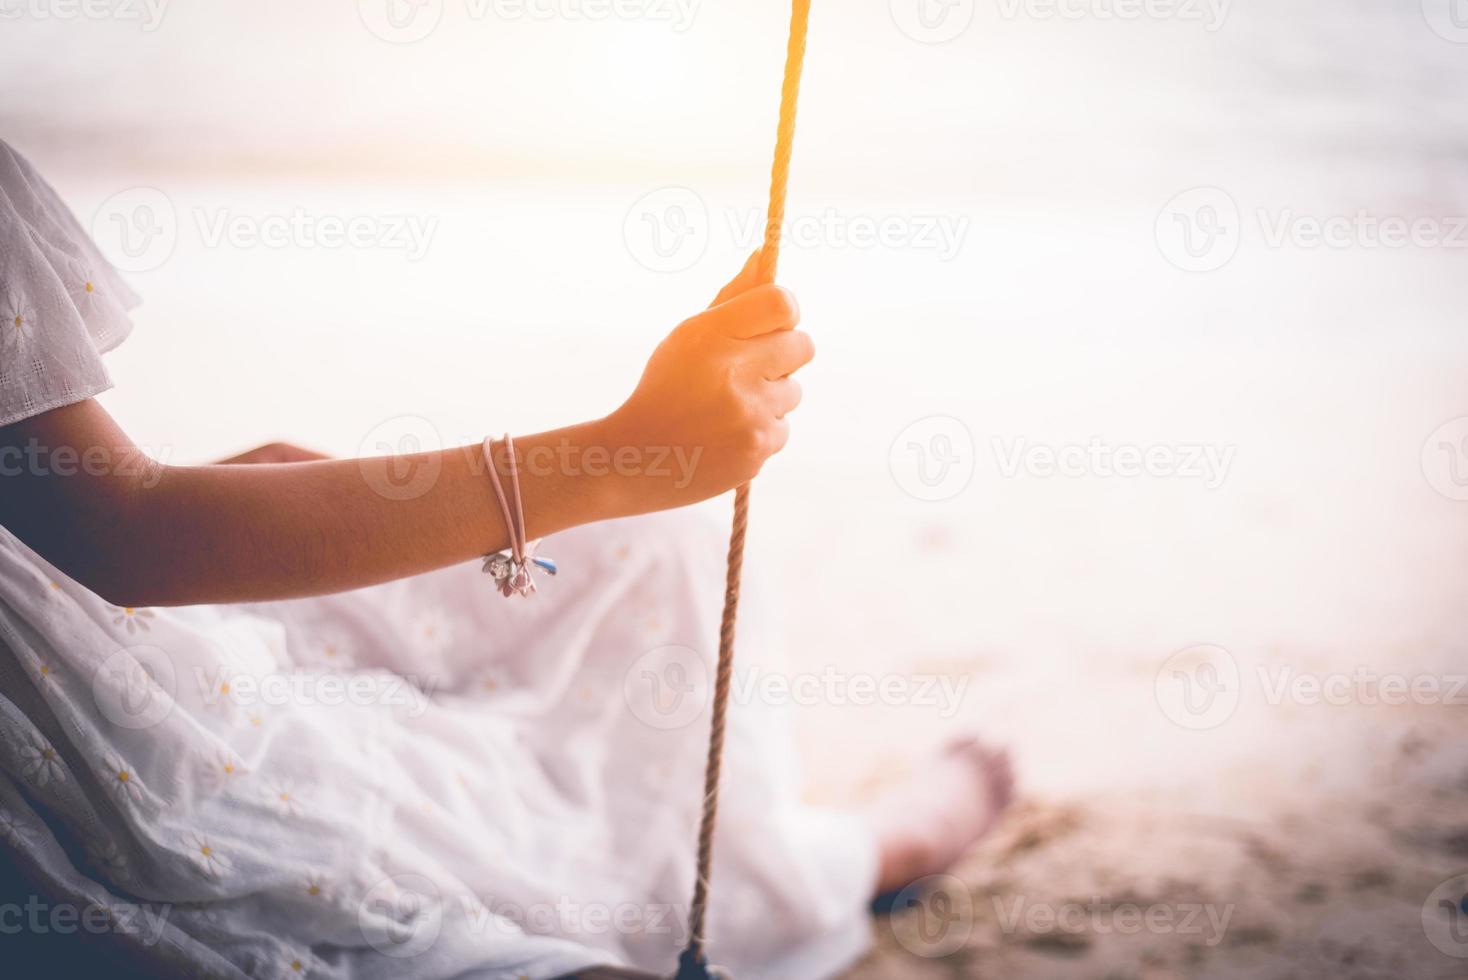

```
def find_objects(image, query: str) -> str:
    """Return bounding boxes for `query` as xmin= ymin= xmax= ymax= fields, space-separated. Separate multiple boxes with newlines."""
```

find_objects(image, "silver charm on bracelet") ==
xmin=482 ymin=540 xmax=557 ymax=598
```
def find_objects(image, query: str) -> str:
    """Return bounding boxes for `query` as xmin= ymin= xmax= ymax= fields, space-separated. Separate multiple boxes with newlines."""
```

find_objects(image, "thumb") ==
xmin=709 ymin=249 xmax=764 ymax=308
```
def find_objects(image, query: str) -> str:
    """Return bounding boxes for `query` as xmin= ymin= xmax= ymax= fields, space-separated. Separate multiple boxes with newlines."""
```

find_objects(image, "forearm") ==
xmin=84 ymin=419 xmax=630 ymax=606
xmin=2 ymin=261 xmax=810 ymax=607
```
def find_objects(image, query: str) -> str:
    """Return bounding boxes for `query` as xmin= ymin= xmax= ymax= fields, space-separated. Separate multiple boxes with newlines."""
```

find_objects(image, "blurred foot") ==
xmin=864 ymin=737 xmax=1015 ymax=896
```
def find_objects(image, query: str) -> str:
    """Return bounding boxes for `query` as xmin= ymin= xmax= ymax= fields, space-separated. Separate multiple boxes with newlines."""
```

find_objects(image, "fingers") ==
xmin=766 ymin=377 xmax=803 ymax=418
xmin=700 ymin=283 xmax=800 ymax=339
xmin=752 ymin=329 xmax=815 ymax=379
xmin=710 ymin=250 xmax=764 ymax=307
xmin=768 ymin=418 xmax=791 ymax=457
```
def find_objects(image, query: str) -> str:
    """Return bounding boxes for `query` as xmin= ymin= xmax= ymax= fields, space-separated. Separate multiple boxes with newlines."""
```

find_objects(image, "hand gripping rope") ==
xmin=675 ymin=2 xmax=813 ymax=977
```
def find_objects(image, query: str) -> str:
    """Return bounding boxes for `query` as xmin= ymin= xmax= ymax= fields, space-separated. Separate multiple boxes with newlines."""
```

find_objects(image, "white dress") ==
xmin=0 ymin=139 xmax=877 ymax=980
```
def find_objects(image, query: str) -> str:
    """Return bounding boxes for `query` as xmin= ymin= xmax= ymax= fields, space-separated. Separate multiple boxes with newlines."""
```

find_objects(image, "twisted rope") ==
xmin=677 ymin=2 xmax=812 ymax=976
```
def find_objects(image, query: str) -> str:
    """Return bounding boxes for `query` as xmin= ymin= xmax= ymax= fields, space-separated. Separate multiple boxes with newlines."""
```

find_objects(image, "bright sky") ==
xmin=5 ymin=0 xmax=1461 ymax=206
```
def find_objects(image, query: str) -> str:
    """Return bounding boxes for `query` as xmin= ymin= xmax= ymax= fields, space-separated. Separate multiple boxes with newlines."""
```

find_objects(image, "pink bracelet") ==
xmin=481 ymin=434 xmax=556 ymax=597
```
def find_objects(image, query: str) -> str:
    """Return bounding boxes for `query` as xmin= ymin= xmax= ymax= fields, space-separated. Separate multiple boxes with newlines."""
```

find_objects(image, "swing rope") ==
xmin=677 ymin=2 xmax=812 ymax=976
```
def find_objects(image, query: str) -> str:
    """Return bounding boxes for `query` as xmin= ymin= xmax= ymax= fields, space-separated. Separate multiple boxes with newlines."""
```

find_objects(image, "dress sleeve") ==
xmin=0 ymin=140 xmax=140 ymax=427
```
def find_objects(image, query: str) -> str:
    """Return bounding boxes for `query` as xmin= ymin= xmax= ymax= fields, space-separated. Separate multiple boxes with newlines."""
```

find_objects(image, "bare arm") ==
xmin=0 ymin=256 xmax=814 ymax=607
xmin=0 ymin=399 xmax=627 ymax=605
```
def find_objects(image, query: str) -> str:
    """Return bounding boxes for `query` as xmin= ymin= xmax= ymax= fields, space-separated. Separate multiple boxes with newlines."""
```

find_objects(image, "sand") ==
xmin=841 ymin=703 xmax=1468 ymax=979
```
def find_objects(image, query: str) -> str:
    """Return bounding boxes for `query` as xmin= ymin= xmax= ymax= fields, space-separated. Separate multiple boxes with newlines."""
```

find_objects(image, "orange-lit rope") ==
xmin=677 ymin=2 xmax=812 ymax=977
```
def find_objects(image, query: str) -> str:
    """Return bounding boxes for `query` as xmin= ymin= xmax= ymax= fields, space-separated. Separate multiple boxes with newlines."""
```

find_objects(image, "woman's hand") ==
xmin=602 ymin=252 xmax=815 ymax=513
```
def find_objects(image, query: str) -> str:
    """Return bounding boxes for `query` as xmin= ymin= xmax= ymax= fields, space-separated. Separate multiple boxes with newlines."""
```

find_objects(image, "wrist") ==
xmin=511 ymin=416 xmax=637 ymax=536
xmin=580 ymin=411 xmax=639 ymax=521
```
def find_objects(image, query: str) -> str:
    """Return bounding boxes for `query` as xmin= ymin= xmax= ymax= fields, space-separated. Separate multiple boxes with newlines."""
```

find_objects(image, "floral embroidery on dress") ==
xmin=103 ymin=751 xmax=144 ymax=806
xmin=90 ymin=839 xmax=132 ymax=882
xmin=1 ymin=295 xmax=31 ymax=353
xmin=303 ymin=872 xmax=332 ymax=903
xmin=200 ymin=748 xmax=249 ymax=793
xmin=268 ymin=780 xmax=304 ymax=818
xmin=184 ymin=832 xmax=232 ymax=879
xmin=67 ymin=260 xmax=102 ymax=316
xmin=20 ymin=733 xmax=67 ymax=787
xmin=308 ymin=628 xmax=356 ymax=669
xmin=282 ymin=948 xmax=320 ymax=977
xmin=108 ymin=604 xmax=156 ymax=633
xmin=408 ymin=605 xmax=454 ymax=659
xmin=32 ymin=658 xmax=59 ymax=686
xmin=0 ymin=806 xmax=25 ymax=845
